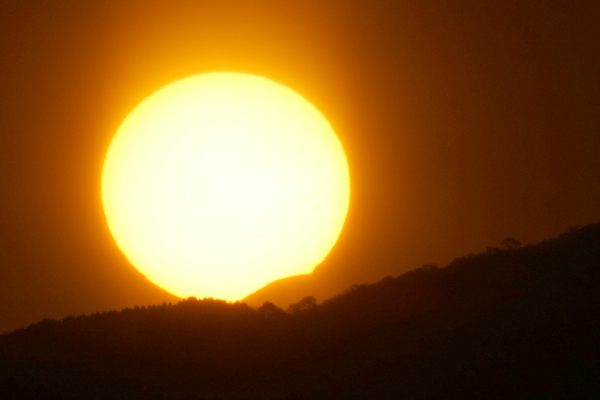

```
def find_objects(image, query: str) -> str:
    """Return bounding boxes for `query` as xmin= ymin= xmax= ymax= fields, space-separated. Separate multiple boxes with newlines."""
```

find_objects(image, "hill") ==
xmin=1 ymin=222 xmax=599 ymax=399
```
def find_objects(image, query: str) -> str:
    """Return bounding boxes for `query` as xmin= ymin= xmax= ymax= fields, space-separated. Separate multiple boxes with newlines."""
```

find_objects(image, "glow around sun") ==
xmin=102 ymin=73 xmax=350 ymax=301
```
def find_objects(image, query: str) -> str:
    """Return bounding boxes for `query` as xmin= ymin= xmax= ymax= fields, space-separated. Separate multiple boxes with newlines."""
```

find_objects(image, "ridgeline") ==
xmin=2 ymin=223 xmax=599 ymax=399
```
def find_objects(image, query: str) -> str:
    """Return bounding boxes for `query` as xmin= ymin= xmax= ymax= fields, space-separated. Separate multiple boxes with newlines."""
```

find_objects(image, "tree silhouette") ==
xmin=501 ymin=237 xmax=521 ymax=249
xmin=287 ymin=296 xmax=317 ymax=313
xmin=2 ymin=222 xmax=600 ymax=399
xmin=257 ymin=301 xmax=284 ymax=317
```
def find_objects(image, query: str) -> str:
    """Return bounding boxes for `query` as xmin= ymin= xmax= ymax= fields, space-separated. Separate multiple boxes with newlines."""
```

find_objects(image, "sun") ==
xmin=101 ymin=72 xmax=350 ymax=301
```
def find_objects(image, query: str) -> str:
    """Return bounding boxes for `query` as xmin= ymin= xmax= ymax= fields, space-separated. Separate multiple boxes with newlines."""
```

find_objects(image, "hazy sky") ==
xmin=1 ymin=0 xmax=598 ymax=332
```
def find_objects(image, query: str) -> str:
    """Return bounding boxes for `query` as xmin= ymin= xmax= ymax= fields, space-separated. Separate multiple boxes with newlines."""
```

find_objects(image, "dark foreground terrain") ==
xmin=1 ymin=223 xmax=600 ymax=399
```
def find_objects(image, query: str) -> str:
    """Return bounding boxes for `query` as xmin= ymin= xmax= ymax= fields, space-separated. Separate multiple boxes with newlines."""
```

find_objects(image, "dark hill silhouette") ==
xmin=0 ymin=244 xmax=180 ymax=335
xmin=1 ymin=222 xmax=600 ymax=399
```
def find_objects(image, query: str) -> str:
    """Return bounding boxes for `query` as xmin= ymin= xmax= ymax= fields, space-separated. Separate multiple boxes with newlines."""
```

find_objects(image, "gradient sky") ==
xmin=1 ymin=0 xmax=598 ymax=333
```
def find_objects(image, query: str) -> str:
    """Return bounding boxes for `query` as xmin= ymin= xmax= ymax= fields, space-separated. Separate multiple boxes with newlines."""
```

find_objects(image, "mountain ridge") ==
xmin=2 ymin=222 xmax=599 ymax=398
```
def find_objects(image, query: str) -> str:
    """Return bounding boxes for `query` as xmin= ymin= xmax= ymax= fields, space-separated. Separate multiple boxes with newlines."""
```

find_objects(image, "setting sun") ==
xmin=101 ymin=73 xmax=350 ymax=301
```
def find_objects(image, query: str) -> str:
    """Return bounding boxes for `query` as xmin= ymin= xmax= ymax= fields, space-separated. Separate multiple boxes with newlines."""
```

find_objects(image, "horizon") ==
xmin=1 ymin=0 xmax=599 ymax=336
xmin=3 ymin=221 xmax=598 ymax=333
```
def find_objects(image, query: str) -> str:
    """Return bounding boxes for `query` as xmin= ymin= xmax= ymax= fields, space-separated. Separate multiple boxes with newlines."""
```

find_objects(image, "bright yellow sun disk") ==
xmin=102 ymin=73 xmax=350 ymax=301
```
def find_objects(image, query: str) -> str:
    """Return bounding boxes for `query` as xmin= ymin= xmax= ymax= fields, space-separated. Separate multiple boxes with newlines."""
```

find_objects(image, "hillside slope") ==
xmin=1 ymin=223 xmax=599 ymax=399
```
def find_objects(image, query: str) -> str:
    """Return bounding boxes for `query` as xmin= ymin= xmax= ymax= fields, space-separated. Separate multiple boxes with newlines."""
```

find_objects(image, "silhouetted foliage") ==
xmin=501 ymin=237 xmax=521 ymax=249
xmin=287 ymin=295 xmax=317 ymax=313
xmin=1 ymin=222 xmax=600 ymax=399
xmin=257 ymin=301 xmax=285 ymax=317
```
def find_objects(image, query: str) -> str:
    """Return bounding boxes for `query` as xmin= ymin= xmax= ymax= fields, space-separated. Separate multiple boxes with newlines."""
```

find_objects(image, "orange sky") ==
xmin=1 ymin=0 xmax=599 ymax=332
